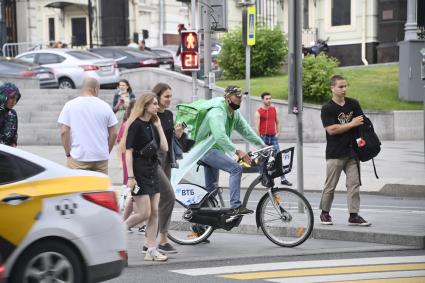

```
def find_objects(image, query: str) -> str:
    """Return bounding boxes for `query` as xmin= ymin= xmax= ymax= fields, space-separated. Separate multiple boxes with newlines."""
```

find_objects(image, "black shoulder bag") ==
xmin=139 ymin=125 xmax=158 ymax=158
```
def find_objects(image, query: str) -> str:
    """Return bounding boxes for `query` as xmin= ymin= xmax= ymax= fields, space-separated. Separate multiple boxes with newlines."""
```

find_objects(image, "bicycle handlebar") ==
xmin=248 ymin=145 xmax=274 ymax=159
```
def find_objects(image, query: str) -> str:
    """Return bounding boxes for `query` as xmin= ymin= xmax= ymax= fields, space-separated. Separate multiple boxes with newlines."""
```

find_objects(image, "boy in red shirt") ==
xmin=255 ymin=92 xmax=292 ymax=186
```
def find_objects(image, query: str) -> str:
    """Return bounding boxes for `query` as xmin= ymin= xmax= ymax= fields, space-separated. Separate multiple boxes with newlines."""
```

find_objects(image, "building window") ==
xmin=256 ymin=0 xmax=280 ymax=29
xmin=331 ymin=0 xmax=351 ymax=26
xmin=48 ymin=18 xmax=55 ymax=42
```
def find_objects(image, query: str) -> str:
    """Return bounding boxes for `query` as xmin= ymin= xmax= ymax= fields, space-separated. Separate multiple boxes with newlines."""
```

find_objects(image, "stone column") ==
xmin=404 ymin=0 xmax=417 ymax=40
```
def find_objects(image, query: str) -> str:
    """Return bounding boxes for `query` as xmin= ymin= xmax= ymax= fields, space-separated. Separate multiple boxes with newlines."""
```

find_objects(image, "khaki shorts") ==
xmin=67 ymin=157 xmax=108 ymax=175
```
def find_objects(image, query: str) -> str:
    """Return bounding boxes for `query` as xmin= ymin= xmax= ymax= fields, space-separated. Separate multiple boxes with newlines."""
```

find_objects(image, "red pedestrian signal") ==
xmin=181 ymin=31 xmax=198 ymax=52
xmin=180 ymin=31 xmax=199 ymax=71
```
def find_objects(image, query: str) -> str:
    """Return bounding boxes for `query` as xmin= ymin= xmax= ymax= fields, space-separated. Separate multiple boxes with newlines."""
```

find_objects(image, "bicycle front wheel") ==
xmin=258 ymin=187 xmax=314 ymax=247
xmin=168 ymin=197 xmax=216 ymax=245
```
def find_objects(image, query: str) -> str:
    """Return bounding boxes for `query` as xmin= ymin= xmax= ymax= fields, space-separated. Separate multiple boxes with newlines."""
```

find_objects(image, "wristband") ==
xmin=128 ymin=176 xmax=135 ymax=179
xmin=66 ymin=153 xmax=70 ymax=157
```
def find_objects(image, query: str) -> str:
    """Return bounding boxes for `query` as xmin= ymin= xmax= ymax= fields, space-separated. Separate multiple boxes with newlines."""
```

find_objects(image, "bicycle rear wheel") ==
xmin=257 ymin=187 xmax=314 ymax=247
xmin=168 ymin=197 xmax=216 ymax=245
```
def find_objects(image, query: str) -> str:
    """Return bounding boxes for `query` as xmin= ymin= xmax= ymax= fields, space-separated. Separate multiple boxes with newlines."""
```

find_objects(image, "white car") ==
xmin=16 ymin=49 xmax=120 ymax=89
xmin=0 ymin=145 xmax=127 ymax=283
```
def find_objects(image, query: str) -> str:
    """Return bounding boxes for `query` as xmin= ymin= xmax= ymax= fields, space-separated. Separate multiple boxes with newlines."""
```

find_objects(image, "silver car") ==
xmin=16 ymin=49 xmax=120 ymax=89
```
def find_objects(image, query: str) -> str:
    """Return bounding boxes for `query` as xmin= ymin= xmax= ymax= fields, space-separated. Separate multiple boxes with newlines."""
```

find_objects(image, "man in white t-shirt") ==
xmin=58 ymin=77 xmax=118 ymax=174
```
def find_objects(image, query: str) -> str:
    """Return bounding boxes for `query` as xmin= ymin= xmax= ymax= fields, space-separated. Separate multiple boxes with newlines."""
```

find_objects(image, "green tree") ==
xmin=302 ymin=54 xmax=340 ymax=102
xmin=219 ymin=26 xmax=288 ymax=79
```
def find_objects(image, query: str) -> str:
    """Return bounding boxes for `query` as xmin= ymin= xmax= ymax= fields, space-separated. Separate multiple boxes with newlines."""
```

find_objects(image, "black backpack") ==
xmin=353 ymin=116 xmax=381 ymax=178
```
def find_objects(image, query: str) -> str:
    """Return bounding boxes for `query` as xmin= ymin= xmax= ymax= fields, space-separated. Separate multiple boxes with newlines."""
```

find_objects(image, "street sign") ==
xmin=180 ymin=30 xmax=200 ymax=71
xmin=247 ymin=6 xmax=256 ymax=46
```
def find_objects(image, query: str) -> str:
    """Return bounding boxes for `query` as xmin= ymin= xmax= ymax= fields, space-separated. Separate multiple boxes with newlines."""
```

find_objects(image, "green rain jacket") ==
xmin=197 ymin=97 xmax=264 ymax=153
xmin=171 ymin=97 xmax=264 ymax=187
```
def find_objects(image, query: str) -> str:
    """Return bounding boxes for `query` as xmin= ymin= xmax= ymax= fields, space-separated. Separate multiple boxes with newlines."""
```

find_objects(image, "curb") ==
xmin=214 ymin=223 xmax=425 ymax=249
xmin=379 ymin=184 xmax=425 ymax=198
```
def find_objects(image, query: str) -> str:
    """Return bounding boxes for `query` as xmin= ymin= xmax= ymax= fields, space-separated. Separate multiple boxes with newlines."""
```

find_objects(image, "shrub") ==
xmin=302 ymin=54 xmax=340 ymax=102
xmin=219 ymin=26 xmax=288 ymax=79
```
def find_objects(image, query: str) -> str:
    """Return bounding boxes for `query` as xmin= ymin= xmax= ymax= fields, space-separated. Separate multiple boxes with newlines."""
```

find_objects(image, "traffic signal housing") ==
xmin=180 ymin=31 xmax=200 ymax=71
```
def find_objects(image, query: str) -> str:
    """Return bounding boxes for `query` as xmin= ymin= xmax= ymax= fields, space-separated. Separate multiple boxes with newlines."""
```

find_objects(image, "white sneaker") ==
xmin=144 ymin=248 xmax=168 ymax=262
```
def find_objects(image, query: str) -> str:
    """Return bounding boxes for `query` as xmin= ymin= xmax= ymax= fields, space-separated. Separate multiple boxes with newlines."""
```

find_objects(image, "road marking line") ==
xmin=327 ymin=276 xmax=425 ymax=283
xmin=266 ymin=270 xmax=425 ymax=283
xmin=221 ymin=263 xmax=425 ymax=280
xmin=170 ymin=255 xmax=425 ymax=276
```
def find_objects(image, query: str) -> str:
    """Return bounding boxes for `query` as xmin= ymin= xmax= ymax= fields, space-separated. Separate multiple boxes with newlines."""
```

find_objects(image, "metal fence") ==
xmin=2 ymin=41 xmax=53 ymax=57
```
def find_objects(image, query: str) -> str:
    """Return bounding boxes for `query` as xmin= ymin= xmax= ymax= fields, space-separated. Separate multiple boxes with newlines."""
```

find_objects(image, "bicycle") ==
xmin=168 ymin=146 xmax=314 ymax=248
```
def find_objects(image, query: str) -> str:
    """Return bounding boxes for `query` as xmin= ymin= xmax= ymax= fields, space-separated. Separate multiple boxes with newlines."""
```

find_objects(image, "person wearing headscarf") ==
xmin=0 ymin=82 xmax=21 ymax=147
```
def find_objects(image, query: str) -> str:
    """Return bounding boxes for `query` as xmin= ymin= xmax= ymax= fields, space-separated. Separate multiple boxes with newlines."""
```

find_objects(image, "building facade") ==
xmin=1 ymin=0 xmax=423 ymax=66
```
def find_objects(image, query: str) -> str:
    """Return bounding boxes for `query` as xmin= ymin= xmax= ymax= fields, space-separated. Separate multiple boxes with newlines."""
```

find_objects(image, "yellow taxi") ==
xmin=0 ymin=145 xmax=127 ymax=283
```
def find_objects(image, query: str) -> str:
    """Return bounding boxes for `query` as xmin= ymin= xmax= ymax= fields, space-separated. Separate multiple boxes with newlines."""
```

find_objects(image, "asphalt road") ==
xmin=103 ymin=192 xmax=425 ymax=282
xmin=107 ymin=249 xmax=425 ymax=282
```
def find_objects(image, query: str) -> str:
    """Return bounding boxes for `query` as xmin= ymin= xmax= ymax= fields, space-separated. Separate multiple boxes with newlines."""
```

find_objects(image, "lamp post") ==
xmin=0 ymin=0 xmax=5 ymax=54
xmin=88 ymin=0 xmax=93 ymax=48
xmin=202 ymin=0 xmax=212 ymax=99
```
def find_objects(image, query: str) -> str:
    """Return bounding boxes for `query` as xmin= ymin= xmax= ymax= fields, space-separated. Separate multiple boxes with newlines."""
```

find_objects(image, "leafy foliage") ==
xmin=302 ymin=54 xmax=340 ymax=102
xmin=218 ymin=26 xmax=288 ymax=79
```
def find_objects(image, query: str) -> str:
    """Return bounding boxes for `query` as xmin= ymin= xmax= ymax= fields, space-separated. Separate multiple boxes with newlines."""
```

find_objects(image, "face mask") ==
xmin=228 ymin=99 xmax=240 ymax=110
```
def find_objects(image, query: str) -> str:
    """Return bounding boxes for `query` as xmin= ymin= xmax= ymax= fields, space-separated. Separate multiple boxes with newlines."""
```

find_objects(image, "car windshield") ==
xmin=0 ymin=60 xmax=30 ymax=74
xmin=153 ymin=50 xmax=172 ymax=57
xmin=4 ymin=58 xmax=38 ymax=67
xmin=66 ymin=51 xmax=102 ymax=60
xmin=125 ymin=50 xmax=155 ymax=59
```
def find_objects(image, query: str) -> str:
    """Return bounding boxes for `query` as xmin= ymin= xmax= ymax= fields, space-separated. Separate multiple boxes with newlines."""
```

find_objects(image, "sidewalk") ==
xmin=19 ymin=140 xmax=425 ymax=248
xmin=22 ymin=140 xmax=425 ymax=194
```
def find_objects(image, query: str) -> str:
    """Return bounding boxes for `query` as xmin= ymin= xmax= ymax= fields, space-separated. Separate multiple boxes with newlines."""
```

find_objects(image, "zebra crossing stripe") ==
xmin=220 ymin=263 xmax=425 ymax=280
xmin=170 ymin=255 xmax=425 ymax=276
xmin=265 ymin=270 xmax=425 ymax=283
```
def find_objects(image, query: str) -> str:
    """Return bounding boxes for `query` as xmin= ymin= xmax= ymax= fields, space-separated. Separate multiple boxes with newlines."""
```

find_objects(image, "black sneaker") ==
xmin=348 ymin=215 xmax=371 ymax=227
xmin=158 ymin=243 xmax=178 ymax=254
xmin=142 ymin=245 xmax=148 ymax=254
xmin=231 ymin=206 xmax=254 ymax=215
xmin=138 ymin=225 xmax=146 ymax=235
xmin=320 ymin=212 xmax=333 ymax=225
xmin=281 ymin=179 xmax=292 ymax=186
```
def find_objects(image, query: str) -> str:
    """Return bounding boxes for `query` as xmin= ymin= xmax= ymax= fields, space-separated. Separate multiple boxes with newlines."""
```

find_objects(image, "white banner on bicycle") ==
xmin=170 ymin=135 xmax=215 ymax=189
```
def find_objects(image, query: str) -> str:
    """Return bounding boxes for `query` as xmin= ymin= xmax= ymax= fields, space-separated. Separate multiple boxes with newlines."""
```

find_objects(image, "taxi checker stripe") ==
xmin=0 ymin=235 xmax=16 ymax=261
xmin=170 ymin=255 xmax=425 ymax=276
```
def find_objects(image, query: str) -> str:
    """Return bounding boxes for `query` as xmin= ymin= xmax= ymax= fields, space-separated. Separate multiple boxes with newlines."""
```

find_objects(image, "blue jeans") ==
xmin=260 ymin=135 xmax=287 ymax=181
xmin=261 ymin=135 xmax=280 ymax=153
xmin=200 ymin=149 xmax=243 ymax=208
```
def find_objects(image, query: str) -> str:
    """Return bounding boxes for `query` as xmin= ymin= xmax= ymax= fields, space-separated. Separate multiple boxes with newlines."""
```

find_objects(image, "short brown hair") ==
xmin=260 ymin=92 xmax=271 ymax=99
xmin=330 ymin=75 xmax=346 ymax=86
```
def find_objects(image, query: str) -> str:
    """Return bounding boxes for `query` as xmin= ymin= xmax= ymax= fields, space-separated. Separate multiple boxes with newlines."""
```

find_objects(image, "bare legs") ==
xmin=124 ymin=193 xmax=160 ymax=247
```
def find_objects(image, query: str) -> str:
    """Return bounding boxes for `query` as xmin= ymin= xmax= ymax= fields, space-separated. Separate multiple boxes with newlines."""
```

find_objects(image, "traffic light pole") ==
xmin=288 ymin=0 xmax=304 ymax=200
xmin=191 ymin=0 xmax=198 ymax=101
xmin=203 ymin=0 xmax=212 ymax=99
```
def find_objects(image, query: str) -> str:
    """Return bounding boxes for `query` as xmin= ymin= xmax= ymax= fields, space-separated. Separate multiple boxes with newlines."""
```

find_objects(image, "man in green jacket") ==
xmin=199 ymin=86 xmax=266 ymax=215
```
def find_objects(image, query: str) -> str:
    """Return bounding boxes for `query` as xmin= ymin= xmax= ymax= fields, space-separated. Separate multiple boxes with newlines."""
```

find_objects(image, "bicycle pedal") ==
xmin=225 ymin=215 xmax=240 ymax=223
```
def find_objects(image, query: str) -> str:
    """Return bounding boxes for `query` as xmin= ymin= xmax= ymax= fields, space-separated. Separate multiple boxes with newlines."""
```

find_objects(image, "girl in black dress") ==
xmin=120 ymin=92 xmax=169 ymax=262
xmin=152 ymin=83 xmax=185 ymax=254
